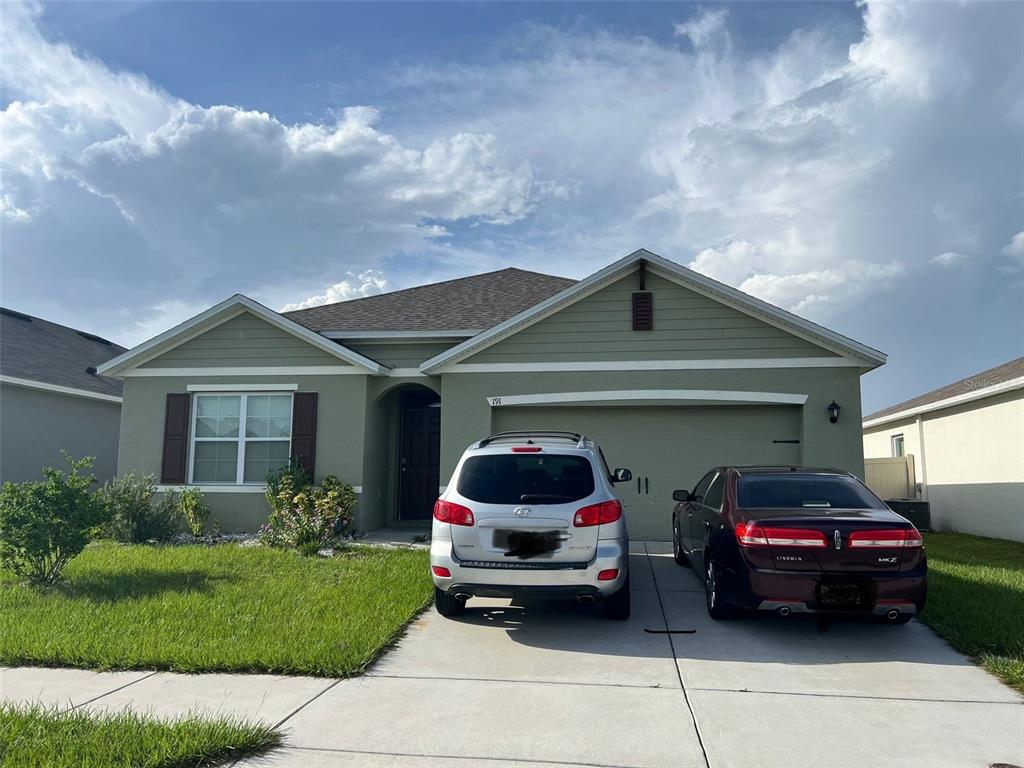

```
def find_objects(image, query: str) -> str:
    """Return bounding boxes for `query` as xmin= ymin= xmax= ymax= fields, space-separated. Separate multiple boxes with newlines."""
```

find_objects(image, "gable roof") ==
xmin=284 ymin=268 xmax=575 ymax=333
xmin=0 ymin=307 xmax=126 ymax=398
xmin=864 ymin=356 xmax=1024 ymax=426
xmin=96 ymin=295 xmax=388 ymax=377
xmin=420 ymin=249 xmax=887 ymax=374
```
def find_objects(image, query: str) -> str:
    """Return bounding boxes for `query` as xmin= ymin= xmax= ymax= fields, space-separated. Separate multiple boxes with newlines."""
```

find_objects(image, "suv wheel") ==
xmin=705 ymin=558 xmax=736 ymax=620
xmin=603 ymin=576 xmax=631 ymax=620
xmin=672 ymin=520 xmax=688 ymax=565
xmin=434 ymin=586 xmax=465 ymax=618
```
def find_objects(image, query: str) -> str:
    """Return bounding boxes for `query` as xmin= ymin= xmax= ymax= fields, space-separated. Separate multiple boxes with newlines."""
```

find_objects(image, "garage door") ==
xmin=492 ymin=405 xmax=802 ymax=540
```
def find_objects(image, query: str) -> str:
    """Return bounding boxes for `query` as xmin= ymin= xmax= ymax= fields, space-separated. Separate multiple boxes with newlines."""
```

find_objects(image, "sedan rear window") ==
xmin=457 ymin=454 xmax=595 ymax=505
xmin=737 ymin=474 xmax=887 ymax=510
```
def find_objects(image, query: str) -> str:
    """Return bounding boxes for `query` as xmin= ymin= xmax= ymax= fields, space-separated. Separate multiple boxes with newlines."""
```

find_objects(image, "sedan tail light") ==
xmin=433 ymin=500 xmax=475 ymax=526
xmin=735 ymin=522 xmax=827 ymax=548
xmin=850 ymin=527 xmax=924 ymax=548
xmin=573 ymin=500 xmax=622 ymax=527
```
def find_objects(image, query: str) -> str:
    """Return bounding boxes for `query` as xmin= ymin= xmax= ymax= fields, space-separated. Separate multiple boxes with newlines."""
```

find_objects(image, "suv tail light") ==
xmin=433 ymin=500 xmax=475 ymax=526
xmin=850 ymin=527 xmax=924 ymax=548
xmin=573 ymin=500 xmax=622 ymax=527
xmin=735 ymin=522 xmax=827 ymax=548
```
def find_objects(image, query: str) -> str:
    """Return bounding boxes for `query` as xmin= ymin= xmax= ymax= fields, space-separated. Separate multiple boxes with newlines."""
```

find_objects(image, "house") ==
xmin=863 ymin=357 xmax=1024 ymax=542
xmin=0 ymin=308 xmax=126 ymax=483
xmin=97 ymin=249 xmax=886 ymax=539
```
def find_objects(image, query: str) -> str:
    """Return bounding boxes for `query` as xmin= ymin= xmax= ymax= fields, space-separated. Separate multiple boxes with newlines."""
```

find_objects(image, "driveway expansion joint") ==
xmin=286 ymin=744 xmax=650 ymax=768
xmin=687 ymin=685 xmax=1024 ymax=706
xmin=70 ymin=669 xmax=162 ymax=711
xmin=363 ymin=672 xmax=671 ymax=690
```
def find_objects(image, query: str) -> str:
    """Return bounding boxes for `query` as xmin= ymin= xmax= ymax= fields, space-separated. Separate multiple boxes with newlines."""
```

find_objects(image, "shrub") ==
xmin=179 ymin=487 xmax=210 ymax=537
xmin=101 ymin=474 xmax=181 ymax=543
xmin=0 ymin=453 xmax=109 ymax=584
xmin=261 ymin=460 xmax=356 ymax=555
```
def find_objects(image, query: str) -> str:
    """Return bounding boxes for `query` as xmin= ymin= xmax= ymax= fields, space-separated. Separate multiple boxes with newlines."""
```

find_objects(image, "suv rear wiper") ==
xmin=520 ymin=494 xmax=574 ymax=503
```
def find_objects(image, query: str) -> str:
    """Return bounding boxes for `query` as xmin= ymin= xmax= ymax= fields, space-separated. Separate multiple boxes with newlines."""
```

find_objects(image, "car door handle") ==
xmin=703 ymin=520 xmax=711 ymax=529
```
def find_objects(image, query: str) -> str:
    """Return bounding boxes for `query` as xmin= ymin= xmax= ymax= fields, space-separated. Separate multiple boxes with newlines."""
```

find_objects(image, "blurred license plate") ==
xmin=498 ymin=530 xmax=560 ymax=558
xmin=819 ymin=583 xmax=864 ymax=606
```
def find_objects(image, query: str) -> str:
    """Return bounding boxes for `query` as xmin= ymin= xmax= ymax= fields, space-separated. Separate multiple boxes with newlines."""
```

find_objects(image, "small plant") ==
xmin=180 ymin=487 xmax=210 ymax=537
xmin=261 ymin=459 xmax=356 ymax=555
xmin=0 ymin=453 xmax=109 ymax=584
xmin=101 ymin=474 xmax=181 ymax=543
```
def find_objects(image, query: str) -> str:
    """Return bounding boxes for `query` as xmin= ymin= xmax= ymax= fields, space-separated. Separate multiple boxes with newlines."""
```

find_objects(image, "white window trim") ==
xmin=187 ymin=391 xmax=293 ymax=486
xmin=187 ymin=383 xmax=298 ymax=392
xmin=891 ymin=434 xmax=905 ymax=457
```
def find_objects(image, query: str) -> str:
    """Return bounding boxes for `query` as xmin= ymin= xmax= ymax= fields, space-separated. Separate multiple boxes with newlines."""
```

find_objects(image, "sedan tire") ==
xmin=672 ymin=519 xmax=688 ymax=566
xmin=705 ymin=558 xmax=738 ymax=620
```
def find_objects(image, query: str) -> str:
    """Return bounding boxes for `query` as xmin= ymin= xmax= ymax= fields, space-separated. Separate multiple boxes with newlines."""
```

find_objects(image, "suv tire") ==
xmin=434 ymin=586 xmax=465 ymax=618
xmin=603 ymin=576 xmax=631 ymax=620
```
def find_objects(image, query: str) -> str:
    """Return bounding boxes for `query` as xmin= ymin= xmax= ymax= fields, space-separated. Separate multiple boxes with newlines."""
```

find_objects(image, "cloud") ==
xmin=930 ymin=251 xmax=972 ymax=268
xmin=282 ymin=270 xmax=389 ymax=311
xmin=1001 ymin=231 xmax=1024 ymax=268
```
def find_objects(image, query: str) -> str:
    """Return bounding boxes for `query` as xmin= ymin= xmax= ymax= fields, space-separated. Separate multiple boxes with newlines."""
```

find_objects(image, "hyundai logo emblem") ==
xmin=514 ymin=506 xmax=530 ymax=518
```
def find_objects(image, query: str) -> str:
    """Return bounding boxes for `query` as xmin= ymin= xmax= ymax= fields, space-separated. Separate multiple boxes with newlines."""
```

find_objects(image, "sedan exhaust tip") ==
xmin=576 ymin=594 xmax=596 ymax=604
xmin=777 ymin=605 xmax=792 ymax=617
xmin=886 ymin=608 xmax=901 ymax=621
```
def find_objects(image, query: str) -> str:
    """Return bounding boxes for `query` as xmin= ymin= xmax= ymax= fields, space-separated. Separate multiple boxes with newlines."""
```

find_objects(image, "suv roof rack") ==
xmin=476 ymin=431 xmax=592 ymax=449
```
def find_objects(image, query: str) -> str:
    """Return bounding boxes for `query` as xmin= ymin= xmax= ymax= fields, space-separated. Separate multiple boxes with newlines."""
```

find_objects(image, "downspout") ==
xmin=916 ymin=415 xmax=929 ymax=500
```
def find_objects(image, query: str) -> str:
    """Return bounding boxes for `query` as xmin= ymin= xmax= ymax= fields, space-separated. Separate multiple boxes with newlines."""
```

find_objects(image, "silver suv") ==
xmin=430 ymin=431 xmax=633 ymax=620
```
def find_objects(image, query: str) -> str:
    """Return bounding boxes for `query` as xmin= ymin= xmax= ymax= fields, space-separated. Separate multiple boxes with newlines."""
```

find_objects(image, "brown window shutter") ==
xmin=161 ymin=393 xmax=191 ymax=483
xmin=632 ymin=291 xmax=653 ymax=331
xmin=291 ymin=392 xmax=318 ymax=480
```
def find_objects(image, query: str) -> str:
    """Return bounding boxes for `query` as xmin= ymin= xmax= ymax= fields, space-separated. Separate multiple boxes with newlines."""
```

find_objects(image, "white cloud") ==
xmin=282 ymin=270 xmax=389 ymax=311
xmin=930 ymin=251 xmax=972 ymax=268
xmin=1001 ymin=231 xmax=1024 ymax=268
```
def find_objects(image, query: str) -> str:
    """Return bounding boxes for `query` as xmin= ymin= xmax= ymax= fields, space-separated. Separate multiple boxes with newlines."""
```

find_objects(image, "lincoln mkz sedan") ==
xmin=672 ymin=466 xmax=927 ymax=622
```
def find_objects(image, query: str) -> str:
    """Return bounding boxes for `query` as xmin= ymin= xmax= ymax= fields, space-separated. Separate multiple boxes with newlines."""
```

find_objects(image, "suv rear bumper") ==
xmin=430 ymin=536 xmax=628 ymax=598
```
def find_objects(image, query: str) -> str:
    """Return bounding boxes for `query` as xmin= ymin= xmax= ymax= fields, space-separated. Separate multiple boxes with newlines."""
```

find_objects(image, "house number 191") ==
xmin=490 ymin=396 xmax=502 ymax=406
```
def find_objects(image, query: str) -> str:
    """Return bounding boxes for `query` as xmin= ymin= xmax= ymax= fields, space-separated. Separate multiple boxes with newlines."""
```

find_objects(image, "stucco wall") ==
xmin=118 ymin=374 xmax=369 ymax=531
xmin=863 ymin=389 xmax=1023 ymax=541
xmin=0 ymin=383 xmax=121 ymax=484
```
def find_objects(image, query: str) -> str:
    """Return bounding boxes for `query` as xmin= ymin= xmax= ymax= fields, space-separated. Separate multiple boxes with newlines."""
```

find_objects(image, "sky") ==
xmin=1 ymin=0 xmax=1021 ymax=414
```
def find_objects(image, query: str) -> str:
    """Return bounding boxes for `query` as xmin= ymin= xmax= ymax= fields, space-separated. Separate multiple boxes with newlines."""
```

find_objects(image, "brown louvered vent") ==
xmin=632 ymin=291 xmax=653 ymax=331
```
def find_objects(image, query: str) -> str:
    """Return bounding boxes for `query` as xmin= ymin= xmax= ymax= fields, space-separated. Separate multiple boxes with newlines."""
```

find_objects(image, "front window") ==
xmin=457 ymin=453 xmax=595 ymax=504
xmin=737 ymin=474 xmax=887 ymax=510
xmin=191 ymin=393 xmax=292 ymax=484
xmin=891 ymin=434 xmax=905 ymax=457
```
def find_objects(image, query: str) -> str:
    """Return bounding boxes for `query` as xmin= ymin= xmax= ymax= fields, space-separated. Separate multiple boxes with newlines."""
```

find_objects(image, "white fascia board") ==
xmin=485 ymin=389 xmax=809 ymax=407
xmin=862 ymin=376 xmax=1024 ymax=429
xmin=387 ymin=368 xmax=429 ymax=378
xmin=123 ymin=366 xmax=368 ymax=377
xmin=443 ymin=357 xmax=859 ymax=374
xmin=321 ymin=330 xmax=482 ymax=341
xmin=97 ymin=295 xmax=390 ymax=377
xmin=419 ymin=248 xmax=886 ymax=374
xmin=0 ymin=375 xmax=123 ymax=404
xmin=186 ymin=383 xmax=299 ymax=392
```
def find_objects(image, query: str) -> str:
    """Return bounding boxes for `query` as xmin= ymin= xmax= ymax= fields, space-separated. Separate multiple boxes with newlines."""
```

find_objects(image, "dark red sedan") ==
xmin=671 ymin=466 xmax=927 ymax=623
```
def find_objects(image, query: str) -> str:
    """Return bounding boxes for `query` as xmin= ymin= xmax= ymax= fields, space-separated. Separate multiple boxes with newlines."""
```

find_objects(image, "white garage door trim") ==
xmin=485 ymin=389 xmax=808 ymax=408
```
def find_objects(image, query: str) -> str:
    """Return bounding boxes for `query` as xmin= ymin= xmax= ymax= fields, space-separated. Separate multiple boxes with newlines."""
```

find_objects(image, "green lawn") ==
xmin=920 ymin=533 xmax=1024 ymax=694
xmin=0 ymin=704 xmax=280 ymax=768
xmin=0 ymin=542 xmax=431 ymax=677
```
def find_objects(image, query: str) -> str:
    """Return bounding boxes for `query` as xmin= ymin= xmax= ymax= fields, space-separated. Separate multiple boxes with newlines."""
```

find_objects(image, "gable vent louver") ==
xmin=632 ymin=291 xmax=653 ymax=331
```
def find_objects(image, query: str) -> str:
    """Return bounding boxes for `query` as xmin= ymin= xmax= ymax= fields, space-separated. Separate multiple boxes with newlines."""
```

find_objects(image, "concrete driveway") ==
xmin=2 ymin=542 xmax=1021 ymax=767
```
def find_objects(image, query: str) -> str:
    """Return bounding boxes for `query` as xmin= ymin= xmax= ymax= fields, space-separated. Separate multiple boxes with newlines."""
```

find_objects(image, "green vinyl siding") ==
xmin=465 ymin=272 xmax=838 ymax=363
xmin=139 ymin=311 xmax=352 ymax=368
xmin=344 ymin=342 xmax=458 ymax=369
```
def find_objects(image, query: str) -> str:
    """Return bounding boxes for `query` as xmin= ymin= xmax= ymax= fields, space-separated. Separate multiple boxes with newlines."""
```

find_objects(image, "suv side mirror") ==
xmin=612 ymin=468 xmax=632 ymax=483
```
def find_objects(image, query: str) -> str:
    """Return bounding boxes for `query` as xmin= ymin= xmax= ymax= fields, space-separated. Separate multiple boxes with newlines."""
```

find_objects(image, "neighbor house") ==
xmin=98 ymin=249 xmax=886 ymax=539
xmin=0 ymin=308 xmax=126 ymax=483
xmin=863 ymin=357 xmax=1024 ymax=542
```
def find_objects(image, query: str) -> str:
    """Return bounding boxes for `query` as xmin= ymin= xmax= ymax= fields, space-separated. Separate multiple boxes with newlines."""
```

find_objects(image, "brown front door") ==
xmin=398 ymin=400 xmax=440 ymax=521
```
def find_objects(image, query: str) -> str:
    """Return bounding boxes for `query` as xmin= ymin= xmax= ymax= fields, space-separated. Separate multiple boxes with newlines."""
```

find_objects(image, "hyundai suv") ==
xmin=430 ymin=431 xmax=633 ymax=620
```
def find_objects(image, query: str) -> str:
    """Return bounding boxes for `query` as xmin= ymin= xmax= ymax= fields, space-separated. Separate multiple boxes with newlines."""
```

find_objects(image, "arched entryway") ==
xmin=371 ymin=383 xmax=440 ymax=525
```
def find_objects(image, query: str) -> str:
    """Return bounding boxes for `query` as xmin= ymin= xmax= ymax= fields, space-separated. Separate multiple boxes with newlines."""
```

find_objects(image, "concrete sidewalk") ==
xmin=2 ymin=542 xmax=1021 ymax=767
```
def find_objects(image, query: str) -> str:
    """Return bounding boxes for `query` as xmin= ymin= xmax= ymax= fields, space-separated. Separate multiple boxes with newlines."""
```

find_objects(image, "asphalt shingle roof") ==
xmin=283 ymin=268 xmax=576 ymax=333
xmin=865 ymin=356 xmax=1024 ymax=422
xmin=0 ymin=308 xmax=126 ymax=397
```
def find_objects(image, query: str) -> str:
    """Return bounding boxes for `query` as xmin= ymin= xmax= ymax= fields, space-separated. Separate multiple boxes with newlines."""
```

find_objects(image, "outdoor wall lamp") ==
xmin=827 ymin=400 xmax=841 ymax=424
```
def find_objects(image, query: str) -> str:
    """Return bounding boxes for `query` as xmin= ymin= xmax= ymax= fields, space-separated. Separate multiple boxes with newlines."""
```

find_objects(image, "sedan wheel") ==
xmin=672 ymin=521 xmax=687 ymax=565
xmin=704 ymin=558 xmax=736 ymax=620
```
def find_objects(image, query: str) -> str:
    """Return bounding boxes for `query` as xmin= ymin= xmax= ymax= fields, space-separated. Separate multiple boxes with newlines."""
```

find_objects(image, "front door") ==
xmin=398 ymin=398 xmax=440 ymax=521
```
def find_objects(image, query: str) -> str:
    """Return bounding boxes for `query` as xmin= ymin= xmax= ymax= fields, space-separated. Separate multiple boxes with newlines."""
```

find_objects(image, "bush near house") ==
xmin=100 ymin=473 xmax=182 ymax=543
xmin=0 ymin=454 xmax=108 ymax=585
xmin=261 ymin=460 xmax=356 ymax=555
xmin=920 ymin=532 xmax=1024 ymax=694
xmin=0 ymin=704 xmax=281 ymax=768
xmin=179 ymin=486 xmax=211 ymax=537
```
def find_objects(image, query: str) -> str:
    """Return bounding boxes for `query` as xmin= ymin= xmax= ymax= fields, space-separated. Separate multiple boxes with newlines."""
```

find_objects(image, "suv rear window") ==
xmin=737 ymin=474 xmax=886 ymax=510
xmin=457 ymin=454 xmax=595 ymax=505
